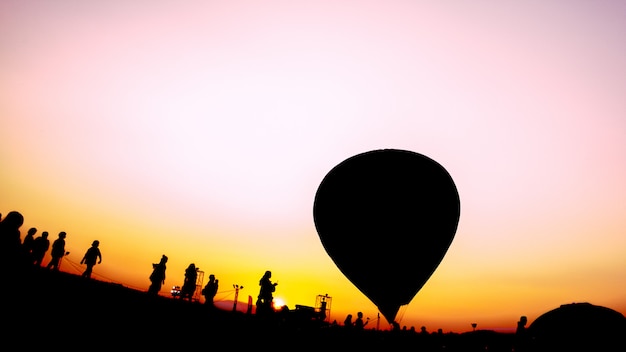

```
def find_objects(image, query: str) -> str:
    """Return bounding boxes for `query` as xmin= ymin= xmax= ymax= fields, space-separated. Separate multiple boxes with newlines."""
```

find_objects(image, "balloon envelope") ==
xmin=313 ymin=149 xmax=460 ymax=324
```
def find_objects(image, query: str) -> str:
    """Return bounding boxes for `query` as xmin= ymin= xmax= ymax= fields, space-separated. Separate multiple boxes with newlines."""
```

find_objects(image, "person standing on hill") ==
xmin=31 ymin=231 xmax=50 ymax=267
xmin=354 ymin=311 xmax=369 ymax=330
xmin=0 ymin=210 xmax=25 ymax=267
xmin=256 ymin=270 xmax=278 ymax=315
xmin=22 ymin=227 xmax=37 ymax=260
xmin=180 ymin=263 xmax=198 ymax=301
xmin=202 ymin=274 xmax=219 ymax=307
xmin=80 ymin=240 xmax=102 ymax=279
xmin=344 ymin=314 xmax=354 ymax=329
xmin=148 ymin=254 xmax=168 ymax=295
xmin=46 ymin=231 xmax=67 ymax=271
xmin=514 ymin=315 xmax=528 ymax=352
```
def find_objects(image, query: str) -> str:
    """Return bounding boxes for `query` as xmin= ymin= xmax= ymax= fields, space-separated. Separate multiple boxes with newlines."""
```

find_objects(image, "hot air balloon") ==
xmin=313 ymin=149 xmax=460 ymax=324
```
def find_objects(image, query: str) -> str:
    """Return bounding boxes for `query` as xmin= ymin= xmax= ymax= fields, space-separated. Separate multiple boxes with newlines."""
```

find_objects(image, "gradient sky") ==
xmin=2 ymin=0 xmax=625 ymax=332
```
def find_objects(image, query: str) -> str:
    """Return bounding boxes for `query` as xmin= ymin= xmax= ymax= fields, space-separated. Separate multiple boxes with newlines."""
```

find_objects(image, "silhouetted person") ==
xmin=344 ymin=314 xmax=353 ymax=329
xmin=46 ymin=231 xmax=67 ymax=271
xmin=0 ymin=210 xmax=25 ymax=267
xmin=256 ymin=270 xmax=277 ymax=315
xmin=80 ymin=240 xmax=102 ymax=279
xmin=148 ymin=255 xmax=168 ymax=295
xmin=514 ymin=315 xmax=528 ymax=352
xmin=202 ymin=274 xmax=219 ymax=306
xmin=31 ymin=231 xmax=50 ymax=267
xmin=22 ymin=227 xmax=37 ymax=260
xmin=180 ymin=263 xmax=198 ymax=301
xmin=355 ymin=311 xmax=369 ymax=330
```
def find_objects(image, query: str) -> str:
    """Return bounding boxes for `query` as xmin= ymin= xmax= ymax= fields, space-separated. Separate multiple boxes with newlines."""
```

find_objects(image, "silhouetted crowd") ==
xmin=3 ymin=209 xmax=624 ymax=351
xmin=0 ymin=211 xmax=96 ymax=278
xmin=0 ymin=210 xmax=286 ymax=317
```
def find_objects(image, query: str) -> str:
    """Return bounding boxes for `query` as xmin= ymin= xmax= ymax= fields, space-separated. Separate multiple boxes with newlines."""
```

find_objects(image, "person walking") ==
xmin=80 ymin=240 xmax=102 ymax=279
xmin=46 ymin=232 xmax=67 ymax=271
xmin=31 ymin=231 xmax=50 ymax=267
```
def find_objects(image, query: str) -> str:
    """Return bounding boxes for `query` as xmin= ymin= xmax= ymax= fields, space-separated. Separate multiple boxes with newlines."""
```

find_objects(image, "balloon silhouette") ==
xmin=313 ymin=149 xmax=460 ymax=324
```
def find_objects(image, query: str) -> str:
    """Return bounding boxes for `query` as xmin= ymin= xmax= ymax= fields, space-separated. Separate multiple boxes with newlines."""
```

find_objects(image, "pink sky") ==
xmin=2 ymin=0 xmax=625 ymax=332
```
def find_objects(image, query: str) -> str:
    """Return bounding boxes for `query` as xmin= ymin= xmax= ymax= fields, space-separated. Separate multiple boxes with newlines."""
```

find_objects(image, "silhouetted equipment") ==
xmin=313 ymin=149 xmax=460 ymax=324
xmin=527 ymin=302 xmax=626 ymax=351
xmin=233 ymin=284 xmax=243 ymax=312
xmin=315 ymin=294 xmax=332 ymax=322
xmin=194 ymin=270 xmax=204 ymax=302
xmin=294 ymin=305 xmax=316 ymax=317
xmin=290 ymin=295 xmax=333 ymax=326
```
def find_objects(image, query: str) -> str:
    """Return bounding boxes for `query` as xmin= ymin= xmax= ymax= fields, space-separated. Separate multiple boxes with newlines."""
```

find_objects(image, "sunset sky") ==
xmin=2 ymin=0 xmax=625 ymax=332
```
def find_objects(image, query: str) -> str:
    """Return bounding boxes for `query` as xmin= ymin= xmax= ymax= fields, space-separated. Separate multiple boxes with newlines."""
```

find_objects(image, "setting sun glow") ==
xmin=273 ymin=298 xmax=286 ymax=310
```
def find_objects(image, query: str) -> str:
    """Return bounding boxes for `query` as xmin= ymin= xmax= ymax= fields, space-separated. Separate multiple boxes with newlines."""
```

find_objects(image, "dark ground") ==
xmin=5 ymin=265 xmax=625 ymax=351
